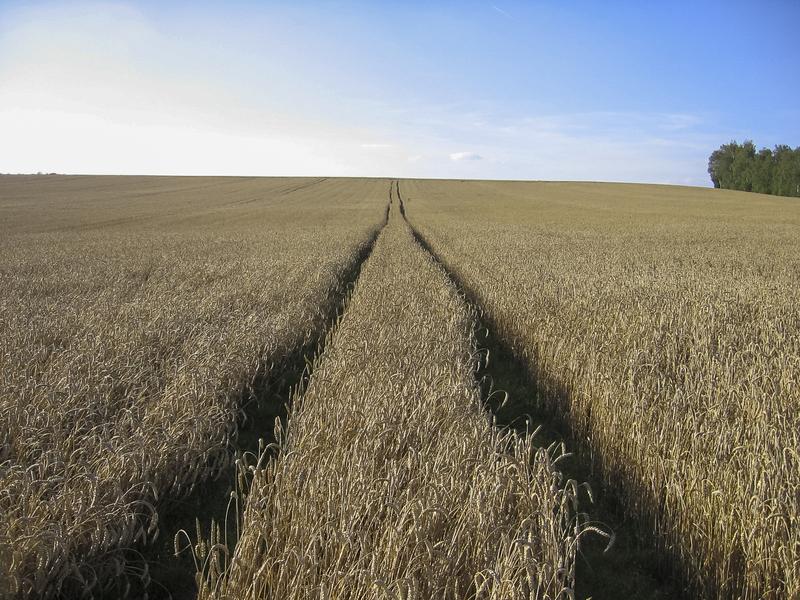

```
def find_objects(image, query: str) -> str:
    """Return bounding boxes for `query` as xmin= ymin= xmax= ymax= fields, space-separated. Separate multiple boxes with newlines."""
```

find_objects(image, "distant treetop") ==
xmin=708 ymin=141 xmax=800 ymax=197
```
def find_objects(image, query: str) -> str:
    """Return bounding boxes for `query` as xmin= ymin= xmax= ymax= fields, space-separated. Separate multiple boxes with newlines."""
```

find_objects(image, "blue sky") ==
xmin=1 ymin=1 xmax=798 ymax=184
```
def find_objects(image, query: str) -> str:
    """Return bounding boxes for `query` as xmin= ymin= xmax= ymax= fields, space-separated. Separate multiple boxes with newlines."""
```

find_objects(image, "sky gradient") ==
xmin=1 ymin=0 xmax=798 ymax=184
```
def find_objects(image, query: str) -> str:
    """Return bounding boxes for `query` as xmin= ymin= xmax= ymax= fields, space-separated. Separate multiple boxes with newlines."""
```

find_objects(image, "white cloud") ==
xmin=449 ymin=151 xmax=483 ymax=161
xmin=377 ymin=108 xmax=716 ymax=184
xmin=360 ymin=143 xmax=394 ymax=148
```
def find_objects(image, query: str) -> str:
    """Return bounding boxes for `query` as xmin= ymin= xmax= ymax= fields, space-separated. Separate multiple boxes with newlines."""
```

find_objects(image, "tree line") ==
xmin=708 ymin=141 xmax=800 ymax=197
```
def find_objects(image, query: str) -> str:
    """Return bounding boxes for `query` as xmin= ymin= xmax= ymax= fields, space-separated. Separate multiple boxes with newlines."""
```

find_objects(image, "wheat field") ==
xmin=404 ymin=179 xmax=800 ymax=599
xmin=1 ymin=175 xmax=798 ymax=600
xmin=194 ymin=186 xmax=583 ymax=600
xmin=0 ymin=176 xmax=386 ymax=598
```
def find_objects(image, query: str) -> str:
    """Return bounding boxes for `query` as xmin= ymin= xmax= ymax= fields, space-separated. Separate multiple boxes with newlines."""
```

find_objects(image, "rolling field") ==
xmin=0 ymin=176 xmax=386 ymax=598
xmin=404 ymin=179 xmax=800 ymax=599
xmin=1 ymin=175 xmax=798 ymax=599
xmin=196 ymin=190 xmax=580 ymax=599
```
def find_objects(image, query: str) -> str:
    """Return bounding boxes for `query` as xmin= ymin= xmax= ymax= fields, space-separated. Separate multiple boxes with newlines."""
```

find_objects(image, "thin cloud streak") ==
xmin=492 ymin=5 xmax=512 ymax=18
xmin=450 ymin=152 xmax=483 ymax=161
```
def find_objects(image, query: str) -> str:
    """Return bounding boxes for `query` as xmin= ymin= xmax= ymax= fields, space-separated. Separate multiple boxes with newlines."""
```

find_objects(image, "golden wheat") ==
xmin=7 ymin=175 xmax=791 ymax=599
xmin=0 ymin=176 xmax=386 ymax=599
xmin=404 ymin=179 xmax=800 ymax=599
xmin=197 ymin=188 xmax=583 ymax=600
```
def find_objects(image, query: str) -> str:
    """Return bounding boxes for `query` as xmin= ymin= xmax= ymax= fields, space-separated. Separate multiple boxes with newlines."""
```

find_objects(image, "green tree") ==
xmin=730 ymin=140 xmax=756 ymax=191
xmin=773 ymin=145 xmax=800 ymax=197
xmin=708 ymin=141 xmax=799 ymax=197
xmin=708 ymin=142 xmax=737 ymax=188
xmin=751 ymin=148 xmax=774 ymax=194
